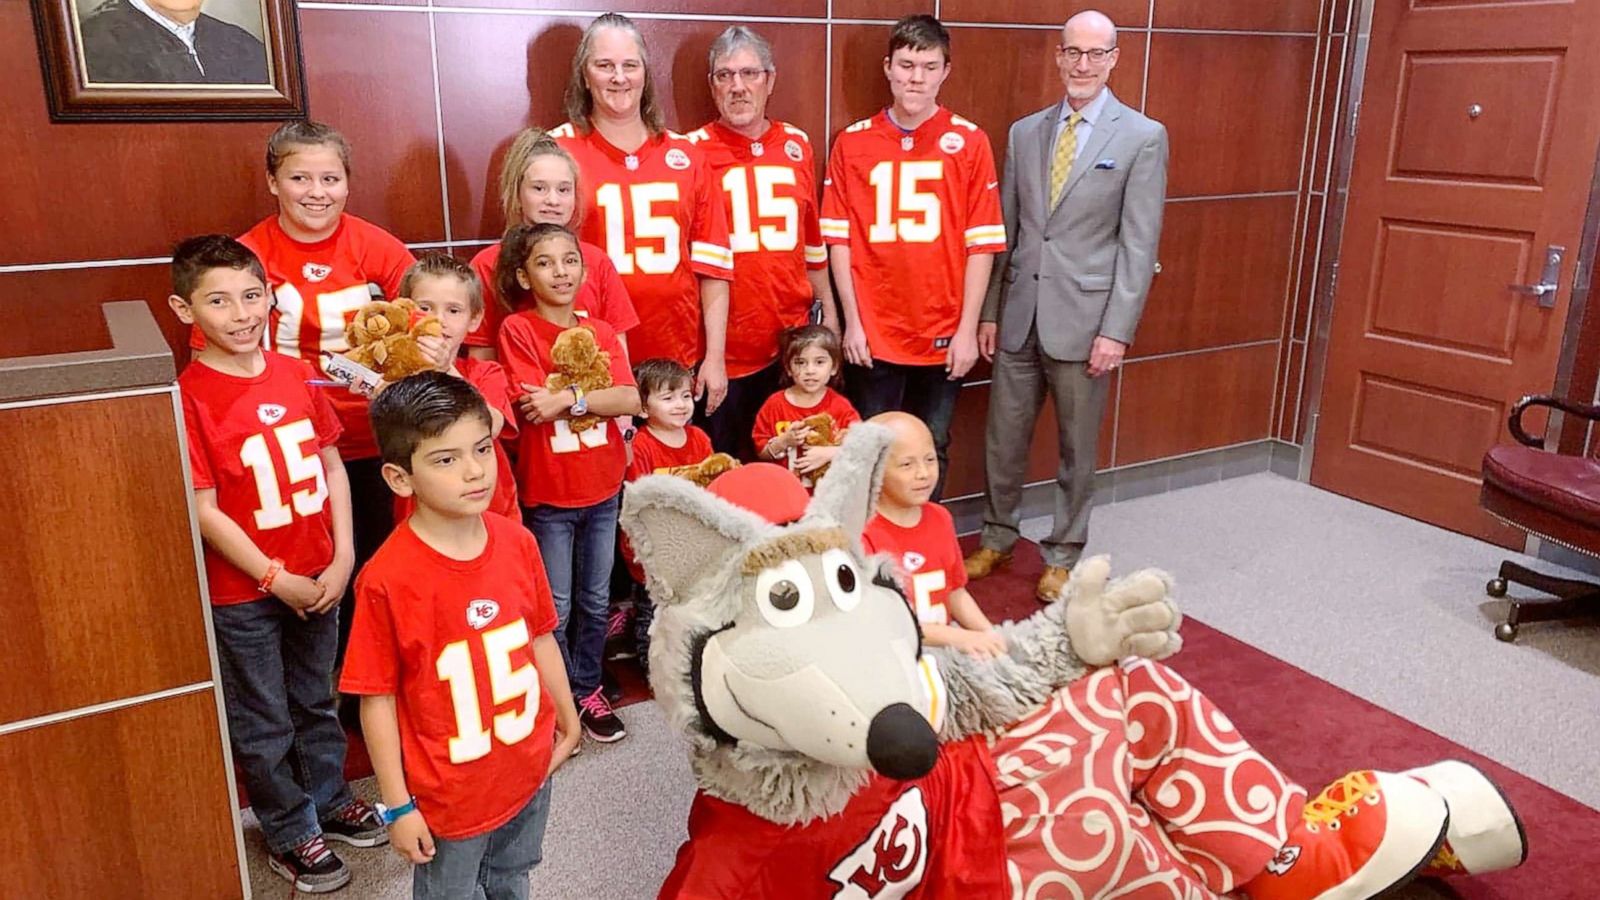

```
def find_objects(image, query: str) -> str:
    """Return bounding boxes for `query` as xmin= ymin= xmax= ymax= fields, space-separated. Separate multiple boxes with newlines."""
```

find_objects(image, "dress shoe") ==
xmin=963 ymin=547 xmax=1012 ymax=580
xmin=1036 ymin=564 xmax=1071 ymax=602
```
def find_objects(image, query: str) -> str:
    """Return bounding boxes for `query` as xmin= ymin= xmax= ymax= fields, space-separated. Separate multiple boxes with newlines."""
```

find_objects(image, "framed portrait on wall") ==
xmin=29 ymin=0 xmax=306 ymax=121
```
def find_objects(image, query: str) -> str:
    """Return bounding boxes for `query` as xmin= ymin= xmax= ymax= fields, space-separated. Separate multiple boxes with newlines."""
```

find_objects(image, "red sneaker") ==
xmin=1242 ymin=770 xmax=1448 ymax=900
xmin=1403 ymin=760 xmax=1527 ymax=877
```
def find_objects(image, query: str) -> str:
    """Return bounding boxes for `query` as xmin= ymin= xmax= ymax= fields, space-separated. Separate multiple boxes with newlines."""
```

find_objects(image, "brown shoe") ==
xmin=1036 ymin=565 xmax=1071 ymax=603
xmin=963 ymin=547 xmax=1013 ymax=580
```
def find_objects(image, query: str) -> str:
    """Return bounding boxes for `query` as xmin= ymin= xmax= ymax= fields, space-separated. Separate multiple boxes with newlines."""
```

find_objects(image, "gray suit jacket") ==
xmin=982 ymin=90 xmax=1168 ymax=361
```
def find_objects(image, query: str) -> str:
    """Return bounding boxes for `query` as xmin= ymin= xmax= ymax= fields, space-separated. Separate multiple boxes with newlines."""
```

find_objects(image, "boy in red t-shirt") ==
xmin=388 ymin=253 xmax=520 ymax=523
xmin=860 ymin=412 xmax=1006 ymax=659
xmin=343 ymin=373 xmax=581 ymax=900
xmin=496 ymin=223 xmax=643 ymax=744
xmin=170 ymin=235 xmax=385 ymax=894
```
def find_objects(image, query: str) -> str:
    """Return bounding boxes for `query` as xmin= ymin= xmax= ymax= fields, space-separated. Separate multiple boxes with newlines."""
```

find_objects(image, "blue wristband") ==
xmin=377 ymin=797 xmax=417 ymax=825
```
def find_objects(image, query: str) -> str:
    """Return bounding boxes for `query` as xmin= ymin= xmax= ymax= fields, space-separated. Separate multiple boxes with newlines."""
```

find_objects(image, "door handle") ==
xmin=1509 ymin=245 xmax=1565 ymax=309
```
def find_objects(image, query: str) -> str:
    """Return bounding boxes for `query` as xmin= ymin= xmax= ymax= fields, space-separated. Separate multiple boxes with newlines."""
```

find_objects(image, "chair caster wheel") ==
xmin=1494 ymin=622 xmax=1518 ymax=642
xmin=1486 ymin=577 xmax=1508 ymax=598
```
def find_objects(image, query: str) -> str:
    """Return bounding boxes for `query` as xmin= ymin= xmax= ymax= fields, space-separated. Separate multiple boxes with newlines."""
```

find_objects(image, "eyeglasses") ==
xmin=711 ymin=67 xmax=771 ymax=85
xmin=1058 ymin=46 xmax=1117 ymax=64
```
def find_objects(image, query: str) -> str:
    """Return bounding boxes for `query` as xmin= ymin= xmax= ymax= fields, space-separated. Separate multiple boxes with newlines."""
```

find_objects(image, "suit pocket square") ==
xmin=1093 ymin=158 xmax=1117 ymax=170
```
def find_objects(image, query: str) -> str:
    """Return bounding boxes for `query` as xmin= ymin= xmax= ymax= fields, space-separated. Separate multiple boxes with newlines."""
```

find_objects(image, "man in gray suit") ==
xmin=963 ymin=10 xmax=1167 ymax=601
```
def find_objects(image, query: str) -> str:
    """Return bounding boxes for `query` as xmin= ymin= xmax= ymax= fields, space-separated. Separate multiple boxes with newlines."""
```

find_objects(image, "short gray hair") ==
xmin=707 ymin=25 xmax=775 ymax=73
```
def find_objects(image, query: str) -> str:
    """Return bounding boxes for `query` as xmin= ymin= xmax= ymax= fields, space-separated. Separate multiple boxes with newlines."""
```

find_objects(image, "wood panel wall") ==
xmin=1 ymin=0 xmax=1355 ymax=499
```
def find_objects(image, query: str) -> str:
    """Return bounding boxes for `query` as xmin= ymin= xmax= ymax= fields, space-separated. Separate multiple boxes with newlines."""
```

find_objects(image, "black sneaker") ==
xmin=320 ymin=799 xmax=389 ymax=848
xmin=578 ymin=687 xmax=626 ymax=743
xmin=268 ymin=834 xmax=351 ymax=894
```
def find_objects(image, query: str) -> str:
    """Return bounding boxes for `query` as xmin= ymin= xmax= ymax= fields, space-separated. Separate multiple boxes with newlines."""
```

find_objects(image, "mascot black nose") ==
xmin=865 ymin=703 xmax=938 ymax=781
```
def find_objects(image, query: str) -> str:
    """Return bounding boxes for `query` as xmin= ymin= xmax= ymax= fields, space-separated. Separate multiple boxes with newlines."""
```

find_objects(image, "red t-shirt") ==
xmin=620 ymin=425 xmax=715 ymax=582
xmin=188 ymin=214 xmax=417 ymax=460
xmin=685 ymin=120 xmax=826 ymax=378
xmin=392 ymin=357 xmax=520 ymax=523
xmin=340 ymin=514 xmax=559 ymax=841
xmin=552 ymin=122 xmax=734 ymax=367
xmin=463 ymin=241 xmax=639 ymax=349
xmin=658 ymin=736 xmax=1007 ymax=899
xmin=751 ymin=387 xmax=861 ymax=458
xmin=179 ymin=352 xmax=344 ymax=605
xmin=496 ymin=313 xmax=634 ymax=508
xmin=861 ymin=503 xmax=967 ymax=627
xmin=821 ymin=108 xmax=1006 ymax=365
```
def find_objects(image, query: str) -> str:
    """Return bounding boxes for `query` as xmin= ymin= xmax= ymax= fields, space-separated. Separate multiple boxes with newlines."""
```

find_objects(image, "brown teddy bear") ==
xmin=545 ymin=326 xmax=612 ymax=433
xmin=664 ymin=452 xmax=741 ymax=488
xmin=793 ymin=413 xmax=841 ymax=486
xmin=342 ymin=298 xmax=442 ymax=381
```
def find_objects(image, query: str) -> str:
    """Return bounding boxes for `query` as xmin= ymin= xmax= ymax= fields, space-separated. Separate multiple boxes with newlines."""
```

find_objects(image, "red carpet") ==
xmin=964 ymin=537 xmax=1599 ymax=899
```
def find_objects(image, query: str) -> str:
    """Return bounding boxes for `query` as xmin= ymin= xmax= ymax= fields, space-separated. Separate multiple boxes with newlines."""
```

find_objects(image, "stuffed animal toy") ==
xmin=620 ymin=426 xmax=1528 ymax=900
xmin=663 ymin=452 xmax=740 ymax=488
xmin=792 ymin=412 xmax=841 ymax=487
xmin=342 ymin=298 xmax=442 ymax=381
xmin=545 ymin=326 xmax=611 ymax=433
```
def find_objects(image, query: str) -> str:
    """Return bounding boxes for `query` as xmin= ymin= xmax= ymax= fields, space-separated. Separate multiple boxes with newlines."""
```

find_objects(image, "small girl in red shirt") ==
xmin=752 ymin=325 xmax=861 ymax=486
xmin=496 ymin=223 xmax=642 ymax=745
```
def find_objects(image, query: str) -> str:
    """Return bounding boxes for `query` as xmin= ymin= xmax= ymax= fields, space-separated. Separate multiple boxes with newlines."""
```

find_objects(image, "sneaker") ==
xmin=320 ymin=798 xmax=389 ymax=848
xmin=1242 ymin=770 xmax=1448 ymax=900
xmin=962 ymin=547 xmax=1012 ymax=580
xmin=1035 ymin=565 xmax=1071 ymax=603
xmin=1404 ymin=760 xmax=1527 ymax=877
xmin=578 ymin=687 xmax=627 ymax=743
xmin=268 ymin=834 xmax=351 ymax=894
xmin=605 ymin=606 xmax=638 ymax=661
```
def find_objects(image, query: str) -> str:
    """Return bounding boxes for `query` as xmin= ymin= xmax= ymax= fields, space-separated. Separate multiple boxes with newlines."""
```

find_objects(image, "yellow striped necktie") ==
xmin=1050 ymin=111 xmax=1083 ymax=207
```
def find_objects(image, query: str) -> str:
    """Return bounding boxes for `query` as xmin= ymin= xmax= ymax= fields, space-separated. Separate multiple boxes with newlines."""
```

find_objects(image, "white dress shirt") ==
xmin=128 ymin=0 xmax=205 ymax=74
xmin=1050 ymin=87 xmax=1111 ymax=165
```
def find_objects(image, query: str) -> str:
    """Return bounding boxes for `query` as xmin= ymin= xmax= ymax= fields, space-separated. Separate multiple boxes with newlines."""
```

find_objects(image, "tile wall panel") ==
xmin=0 ymin=265 xmax=184 ymax=361
xmin=1153 ymin=0 xmax=1323 ymax=34
xmin=939 ymin=0 xmax=1148 ymax=28
xmin=1115 ymin=342 xmax=1278 ymax=464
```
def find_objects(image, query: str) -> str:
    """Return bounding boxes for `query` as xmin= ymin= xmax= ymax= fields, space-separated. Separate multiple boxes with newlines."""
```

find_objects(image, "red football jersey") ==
xmin=180 ymin=352 xmax=344 ymax=605
xmin=497 ymin=312 xmax=634 ymax=508
xmin=685 ymin=120 xmax=826 ymax=378
xmin=658 ymin=736 xmax=1008 ymax=899
xmin=820 ymin=108 xmax=1006 ymax=366
xmin=621 ymin=424 xmax=715 ymax=582
xmin=188 ymin=214 xmax=417 ymax=460
xmin=552 ymin=122 xmax=734 ymax=367
xmin=340 ymin=514 xmax=559 ymax=841
xmin=392 ymin=358 xmax=520 ymax=523
xmin=463 ymin=240 xmax=639 ymax=349
xmin=861 ymin=503 xmax=967 ymax=627
xmin=751 ymin=387 xmax=861 ymax=458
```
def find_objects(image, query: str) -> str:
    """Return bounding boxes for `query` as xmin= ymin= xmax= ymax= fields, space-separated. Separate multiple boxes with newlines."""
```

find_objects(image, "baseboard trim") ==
xmin=949 ymin=439 xmax=1303 ymax=536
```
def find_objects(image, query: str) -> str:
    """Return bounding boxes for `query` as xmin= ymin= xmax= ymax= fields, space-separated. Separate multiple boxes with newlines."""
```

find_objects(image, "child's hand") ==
xmin=548 ymin=727 xmax=581 ymax=777
xmin=416 ymin=335 xmax=453 ymax=372
xmin=271 ymin=572 xmax=326 ymax=618
xmin=793 ymin=443 xmax=838 ymax=474
xmin=312 ymin=558 xmax=353 ymax=615
xmin=771 ymin=425 xmax=811 ymax=455
xmin=953 ymin=628 xmax=1008 ymax=660
xmin=518 ymin=383 xmax=572 ymax=425
xmin=389 ymin=810 xmax=436 ymax=865
xmin=366 ymin=378 xmax=389 ymax=398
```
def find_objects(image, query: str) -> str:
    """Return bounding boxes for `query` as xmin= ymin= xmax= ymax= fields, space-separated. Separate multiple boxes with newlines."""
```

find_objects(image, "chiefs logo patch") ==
xmin=665 ymin=148 xmax=691 ymax=170
xmin=901 ymin=551 xmax=926 ymax=573
xmin=302 ymin=262 xmax=333 ymax=283
xmin=466 ymin=599 xmax=500 ymax=630
xmin=827 ymin=787 xmax=928 ymax=899
xmin=256 ymin=403 xmax=287 ymax=426
xmin=938 ymin=131 xmax=965 ymax=154
xmin=785 ymin=139 xmax=804 ymax=162
xmin=1266 ymin=844 xmax=1301 ymax=875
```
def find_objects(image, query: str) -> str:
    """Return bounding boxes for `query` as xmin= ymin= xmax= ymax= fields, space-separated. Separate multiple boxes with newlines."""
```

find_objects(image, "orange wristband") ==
xmin=258 ymin=558 xmax=285 ymax=594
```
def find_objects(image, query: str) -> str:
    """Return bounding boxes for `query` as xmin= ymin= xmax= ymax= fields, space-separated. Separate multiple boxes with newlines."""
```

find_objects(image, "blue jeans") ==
xmin=846 ymin=360 xmax=962 ymax=499
xmin=413 ymin=780 xmax=552 ymax=900
xmin=524 ymin=491 xmax=619 ymax=699
xmin=212 ymin=597 xmax=353 ymax=854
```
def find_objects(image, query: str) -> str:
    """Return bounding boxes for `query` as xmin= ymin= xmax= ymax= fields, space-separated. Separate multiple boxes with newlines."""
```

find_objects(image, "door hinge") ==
xmin=1328 ymin=260 xmax=1340 ymax=300
xmin=1348 ymin=101 xmax=1360 ymax=138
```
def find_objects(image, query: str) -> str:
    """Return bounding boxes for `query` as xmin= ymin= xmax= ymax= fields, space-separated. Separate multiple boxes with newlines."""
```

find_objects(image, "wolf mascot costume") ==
xmin=620 ymin=425 xmax=1527 ymax=899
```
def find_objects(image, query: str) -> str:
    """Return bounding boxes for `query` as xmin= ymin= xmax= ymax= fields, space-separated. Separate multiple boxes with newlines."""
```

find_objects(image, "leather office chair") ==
xmin=1479 ymin=395 xmax=1600 ymax=641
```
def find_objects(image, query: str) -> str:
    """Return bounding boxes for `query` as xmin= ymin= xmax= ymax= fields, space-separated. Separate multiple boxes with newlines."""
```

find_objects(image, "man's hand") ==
xmin=1086 ymin=336 xmax=1127 ymax=378
xmin=415 ymin=334 xmax=453 ymax=372
xmin=1060 ymin=556 xmax=1180 ymax=666
xmin=842 ymin=325 xmax=873 ymax=369
xmin=697 ymin=357 xmax=728 ymax=414
xmin=977 ymin=322 xmax=998 ymax=362
xmin=945 ymin=329 xmax=980 ymax=381
xmin=389 ymin=810 xmax=436 ymax=865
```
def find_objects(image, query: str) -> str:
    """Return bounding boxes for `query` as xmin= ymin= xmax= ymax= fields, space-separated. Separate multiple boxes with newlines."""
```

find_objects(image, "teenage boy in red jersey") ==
xmin=170 ymin=235 xmax=385 ymax=894
xmin=821 ymin=15 xmax=1006 ymax=498
xmin=344 ymin=373 xmax=581 ymax=900
xmin=684 ymin=25 xmax=833 ymax=459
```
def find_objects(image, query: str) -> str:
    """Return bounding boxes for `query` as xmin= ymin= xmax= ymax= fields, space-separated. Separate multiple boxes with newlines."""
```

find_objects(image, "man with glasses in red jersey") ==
xmin=965 ymin=10 xmax=1169 ymax=602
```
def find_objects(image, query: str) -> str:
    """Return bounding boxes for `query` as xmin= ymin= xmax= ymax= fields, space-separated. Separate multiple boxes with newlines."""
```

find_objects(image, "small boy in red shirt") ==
xmin=343 ymin=373 xmax=581 ymax=900
xmin=860 ymin=411 xmax=1007 ymax=659
xmin=389 ymin=252 xmax=520 ymax=522
xmin=170 ymin=235 xmax=385 ymax=894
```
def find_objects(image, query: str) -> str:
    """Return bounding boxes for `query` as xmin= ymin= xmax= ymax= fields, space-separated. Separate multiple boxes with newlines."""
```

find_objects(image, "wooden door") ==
xmin=1311 ymin=0 xmax=1600 ymax=546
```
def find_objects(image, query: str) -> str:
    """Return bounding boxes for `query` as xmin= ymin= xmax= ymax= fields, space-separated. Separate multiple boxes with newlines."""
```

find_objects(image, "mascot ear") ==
xmin=619 ymin=474 xmax=772 ymax=605
xmin=807 ymin=423 xmax=893 ymax=539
